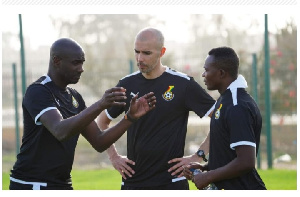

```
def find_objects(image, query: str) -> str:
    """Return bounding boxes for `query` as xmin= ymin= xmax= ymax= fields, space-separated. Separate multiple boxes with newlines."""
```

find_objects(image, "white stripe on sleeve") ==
xmin=230 ymin=141 xmax=256 ymax=150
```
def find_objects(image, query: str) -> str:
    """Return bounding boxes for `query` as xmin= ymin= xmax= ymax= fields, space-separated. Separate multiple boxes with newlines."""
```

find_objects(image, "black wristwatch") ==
xmin=196 ymin=149 xmax=208 ymax=162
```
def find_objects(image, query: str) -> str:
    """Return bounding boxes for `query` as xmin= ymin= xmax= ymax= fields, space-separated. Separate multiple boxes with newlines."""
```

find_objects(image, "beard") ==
xmin=137 ymin=63 xmax=155 ymax=74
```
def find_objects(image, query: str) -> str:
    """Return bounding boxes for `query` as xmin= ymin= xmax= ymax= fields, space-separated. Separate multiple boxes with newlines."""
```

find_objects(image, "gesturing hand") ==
xmin=127 ymin=92 xmax=156 ymax=120
xmin=99 ymin=87 xmax=127 ymax=109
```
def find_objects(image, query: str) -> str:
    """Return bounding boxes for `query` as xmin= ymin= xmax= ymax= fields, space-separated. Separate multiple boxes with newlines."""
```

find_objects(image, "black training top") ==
xmin=208 ymin=76 xmax=266 ymax=190
xmin=106 ymin=67 xmax=215 ymax=187
xmin=10 ymin=75 xmax=86 ymax=187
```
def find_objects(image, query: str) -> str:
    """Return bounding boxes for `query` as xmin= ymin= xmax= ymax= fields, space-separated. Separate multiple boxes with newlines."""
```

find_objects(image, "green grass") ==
xmin=256 ymin=169 xmax=297 ymax=190
xmin=2 ymin=169 xmax=297 ymax=190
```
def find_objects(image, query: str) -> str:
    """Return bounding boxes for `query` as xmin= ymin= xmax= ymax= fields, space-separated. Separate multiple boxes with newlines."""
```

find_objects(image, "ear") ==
xmin=219 ymin=69 xmax=226 ymax=78
xmin=160 ymin=47 xmax=166 ymax=57
xmin=53 ymin=56 xmax=61 ymax=66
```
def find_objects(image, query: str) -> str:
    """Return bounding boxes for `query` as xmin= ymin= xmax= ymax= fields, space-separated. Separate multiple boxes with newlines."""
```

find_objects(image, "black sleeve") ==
xmin=185 ymin=77 xmax=215 ymax=118
xmin=23 ymin=84 xmax=57 ymax=125
xmin=227 ymin=105 xmax=257 ymax=150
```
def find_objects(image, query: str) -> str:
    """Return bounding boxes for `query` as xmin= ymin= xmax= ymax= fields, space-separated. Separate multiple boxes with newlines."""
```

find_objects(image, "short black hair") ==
xmin=208 ymin=46 xmax=239 ymax=78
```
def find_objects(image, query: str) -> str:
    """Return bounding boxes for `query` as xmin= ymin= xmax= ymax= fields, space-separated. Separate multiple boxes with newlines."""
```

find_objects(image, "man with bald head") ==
xmin=97 ymin=28 xmax=215 ymax=189
xmin=9 ymin=38 xmax=156 ymax=190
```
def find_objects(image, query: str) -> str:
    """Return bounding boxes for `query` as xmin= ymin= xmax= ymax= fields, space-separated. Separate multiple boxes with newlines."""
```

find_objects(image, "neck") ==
xmin=218 ymin=78 xmax=236 ymax=94
xmin=47 ymin=71 xmax=67 ymax=90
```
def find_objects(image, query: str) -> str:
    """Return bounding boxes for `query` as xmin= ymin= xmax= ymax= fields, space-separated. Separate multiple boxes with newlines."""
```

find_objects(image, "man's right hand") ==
xmin=98 ymin=87 xmax=127 ymax=110
xmin=182 ymin=162 xmax=204 ymax=180
xmin=109 ymin=154 xmax=135 ymax=180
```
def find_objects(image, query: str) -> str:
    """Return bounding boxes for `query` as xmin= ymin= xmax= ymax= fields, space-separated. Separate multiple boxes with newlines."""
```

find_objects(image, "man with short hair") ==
xmin=9 ymin=38 xmax=156 ymax=190
xmin=97 ymin=28 xmax=215 ymax=190
xmin=183 ymin=46 xmax=266 ymax=190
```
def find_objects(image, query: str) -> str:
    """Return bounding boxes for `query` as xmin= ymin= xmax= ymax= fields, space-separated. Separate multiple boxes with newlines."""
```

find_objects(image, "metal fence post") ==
xmin=252 ymin=53 xmax=261 ymax=169
xmin=19 ymin=14 xmax=26 ymax=96
xmin=129 ymin=59 xmax=134 ymax=74
xmin=264 ymin=14 xmax=273 ymax=169
xmin=13 ymin=63 xmax=21 ymax=155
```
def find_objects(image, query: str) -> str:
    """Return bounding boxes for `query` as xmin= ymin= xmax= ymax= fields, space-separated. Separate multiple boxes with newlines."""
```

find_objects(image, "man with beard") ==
xmin=97 ymin=28 xmax=215 ymax=190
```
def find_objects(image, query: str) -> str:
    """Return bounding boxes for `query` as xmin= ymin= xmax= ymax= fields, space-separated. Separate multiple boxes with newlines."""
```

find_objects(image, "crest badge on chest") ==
xmin=162 ymin=85 xmax=175 ymax=101
xmin=72 ymin=96 xmax=79 ymax=108
xmin=215 ymin=104 xmax=222 ymax=119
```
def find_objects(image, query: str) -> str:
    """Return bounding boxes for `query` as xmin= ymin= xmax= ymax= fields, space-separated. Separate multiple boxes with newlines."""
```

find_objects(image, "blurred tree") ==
xmin=268 ymin=19 xmax=297 ymax=114
xmin=254 ymin=19 xmax=297 ymax=115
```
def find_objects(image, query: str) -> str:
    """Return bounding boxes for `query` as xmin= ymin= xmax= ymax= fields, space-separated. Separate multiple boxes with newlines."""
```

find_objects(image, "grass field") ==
xmin=2 ymin=168 xmax=297 ymax=190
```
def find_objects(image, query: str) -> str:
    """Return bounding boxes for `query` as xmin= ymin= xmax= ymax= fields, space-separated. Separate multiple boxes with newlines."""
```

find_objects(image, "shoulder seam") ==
xmin=121 ymin=71 xmax=141 ymax=80
xmin=38 ymin=75 xmax=52 ymax=85
xmin=165 ymin=67 xmax=190 ymax=80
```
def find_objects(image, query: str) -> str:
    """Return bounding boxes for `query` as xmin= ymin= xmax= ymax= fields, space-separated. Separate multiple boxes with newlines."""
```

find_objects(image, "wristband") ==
xmin=124 ymin=113 xmax=138 ymax=123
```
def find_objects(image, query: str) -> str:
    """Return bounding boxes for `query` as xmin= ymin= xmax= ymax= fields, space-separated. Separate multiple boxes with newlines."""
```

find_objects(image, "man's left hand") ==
xmin=127 ymin=92 xmax=156 ymax=120
xmin=167 ymin=155 xmax=198 ymax=177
